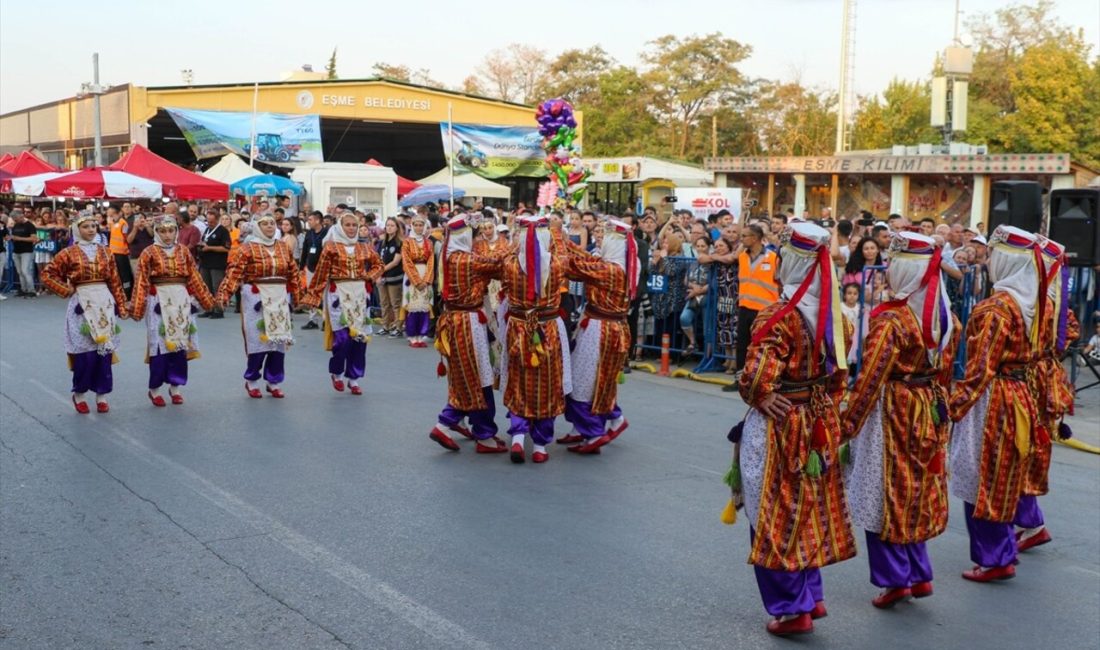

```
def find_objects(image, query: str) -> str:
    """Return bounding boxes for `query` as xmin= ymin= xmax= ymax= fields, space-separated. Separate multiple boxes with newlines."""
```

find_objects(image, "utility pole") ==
xmin=835 ymin=0 xmax=857 ymax=153
xmin=80 ymin=53 xmax=106 ymax=167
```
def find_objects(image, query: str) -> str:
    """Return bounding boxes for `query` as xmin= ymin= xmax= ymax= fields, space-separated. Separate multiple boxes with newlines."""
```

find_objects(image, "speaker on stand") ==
xmin=988 ymin=180 xmax=1044 ymax=233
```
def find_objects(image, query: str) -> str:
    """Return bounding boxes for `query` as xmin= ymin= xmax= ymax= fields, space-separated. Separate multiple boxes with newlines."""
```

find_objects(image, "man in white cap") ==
xmin=558 ymin=218 xmax=639 ymax=453
xmin=950 ymin=225 xmax=1045 ymax=583
xmin=844 ymin=231 xmax=960 ymax=609
xmin=732 ymin=222 xmax=856 ymax=636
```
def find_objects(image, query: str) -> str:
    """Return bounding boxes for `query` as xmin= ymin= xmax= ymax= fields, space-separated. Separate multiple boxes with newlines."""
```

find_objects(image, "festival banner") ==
xmin=440 ymin=123 xmax=547 ymax=179
xmin=673 ymin=187 xmax=743 ymax=222
xmin=166 ymin=108 xmax=324 ymax=163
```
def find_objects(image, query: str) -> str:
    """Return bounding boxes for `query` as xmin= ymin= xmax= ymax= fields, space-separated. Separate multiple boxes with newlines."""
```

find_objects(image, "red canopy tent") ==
xmin=1 ymin=150 xmax=61 ymax=176
xmin=108 ymin=145 xmax=228 ymax=200
xmin=365 ymin=159 xmax=420 ymax=197
xmin=0 ymin=153 xmax=15 ymax=169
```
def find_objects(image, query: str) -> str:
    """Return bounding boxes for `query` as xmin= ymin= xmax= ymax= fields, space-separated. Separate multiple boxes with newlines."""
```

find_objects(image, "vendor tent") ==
xmin=365 ymin=159 xmax=419 ymax=197
xmin=201 ymin=154 xmax=257 ymax=185
xmin=109 ymin=145 xmax=228 ymax=200
xmin=416 ymin=168 xmax=511 ymax=200
xmin=1 ymin=150 xmax=61 ymax=176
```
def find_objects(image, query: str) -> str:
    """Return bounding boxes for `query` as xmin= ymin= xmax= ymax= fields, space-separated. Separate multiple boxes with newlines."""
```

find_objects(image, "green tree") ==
xmin=325 ymin=48 xmax=338 ymax=80
xmin=753 ymin=81 xmax=835 ymax=156
xmin=579 ymin=66 xmax=663 ymax=158
xmin=851 ymin=79 xmax=940 ymax=149
xmin=641 ymin=33 xmax=751 ymax=158
xmin=1001 ymin=41 xmax=1091 ymax=154
xmin=372 ymin=62 xmax=411 ymax=81
xmin=533 ymin=46 xmax=615 ymax=106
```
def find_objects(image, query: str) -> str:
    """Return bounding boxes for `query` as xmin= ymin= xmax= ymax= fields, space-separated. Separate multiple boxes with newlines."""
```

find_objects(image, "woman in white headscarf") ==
xmin=401 ymin=214 xmax=435 ymax=347
xmin=215 ymin=214 xmax=302 ymax=399
xmin=41 ymin=213 xmax=129 ymax=414
xmin=949 ymin=225 xmax=1043 ymax=583
xmin=732 ymin=222 xmax=856 ymax=637
xmin=130 ymin=215 xmax=216 ymax=407
xmin=843 ymin=231 xmax=960 ymax=609
xmin=302 ymin=212 xmax=384 ymax=395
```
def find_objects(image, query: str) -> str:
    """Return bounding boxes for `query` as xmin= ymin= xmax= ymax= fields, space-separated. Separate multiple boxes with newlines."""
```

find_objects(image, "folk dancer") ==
xmin=498 ymin=215 xmax=572 ymax=464
xmin=1013 ymin=236 xmax=1080 ymax=551
xmin=949 ymin=225 xmax=1045 ymax=582
xmin=41 ymin=212 xmax=129 ymax=414
xmin=733 ymin=222 xmax=856 ymax=636
xmin=215 ymin=214 xmax=302 ymax=399
xmin=559 ymin=219 xmax=638 ymax=453
xmin=843 ymin=232 xmax=960 ymax=608
xmin=130 ymin=215 xmax=215 ymax=406
xmin=429 ymin=213 xmax=508 ymax=453
xmin=303 ymin=213 xmax=384 ymax=395
xmin=401 ymin=214 xmax=435 ymax=348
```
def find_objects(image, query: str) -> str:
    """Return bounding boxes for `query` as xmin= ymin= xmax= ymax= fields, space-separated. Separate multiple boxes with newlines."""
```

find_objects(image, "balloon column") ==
xmin=535 ymin=98 xmax=590 ymax=210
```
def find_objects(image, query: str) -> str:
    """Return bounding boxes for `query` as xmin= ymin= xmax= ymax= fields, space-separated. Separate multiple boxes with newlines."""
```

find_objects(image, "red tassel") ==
xmin=329 ymin=282 xmax=337 ymax=292
xmin=929 ymin=450 xmax=945 ymax=475
xmin=812 ymin=417 xmax=828 ymax=449
xmin=477 ymin=310 xmax=487 ymax=324
xmin=437 ymin=361 xmax=447 ymax=377
xmin=1036 ymin=425 xmax=1051 ymax=446
xmin=250 ymin=284 xmax=260 ymax=294
xmin=149 ymin=285 xmax=157 ymax=296
xmin=580 ymin=317 xmax=590 ymax=329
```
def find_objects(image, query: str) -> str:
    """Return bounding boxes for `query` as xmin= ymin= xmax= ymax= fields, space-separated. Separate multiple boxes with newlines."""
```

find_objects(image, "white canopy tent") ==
xmin=202 ymin=154 xmax=258 ymax=185
xmin=416 ymin=168 xmax=512 ymax=200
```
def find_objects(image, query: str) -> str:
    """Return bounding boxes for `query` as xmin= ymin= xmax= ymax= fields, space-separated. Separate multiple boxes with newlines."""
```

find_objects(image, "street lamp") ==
xmin=78 ymin=53 xmax=107 ymax=167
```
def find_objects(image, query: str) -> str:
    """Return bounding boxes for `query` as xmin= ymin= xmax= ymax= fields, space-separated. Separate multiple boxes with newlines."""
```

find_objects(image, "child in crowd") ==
xmin=1082 ymin=321 xmax=1100 ymax=366
xmin=841 ymin=282 xmax=861 ymax=332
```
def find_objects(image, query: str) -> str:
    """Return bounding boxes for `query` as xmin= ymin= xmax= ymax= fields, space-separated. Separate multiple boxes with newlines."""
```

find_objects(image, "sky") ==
xmin=1 ymin=0 xmax=1097 ymax=115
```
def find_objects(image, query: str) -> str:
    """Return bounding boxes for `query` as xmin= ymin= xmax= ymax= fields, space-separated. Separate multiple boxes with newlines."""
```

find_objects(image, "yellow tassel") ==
xmin=349 ymin=327 xmax=358 ymax=338
xmin=529 ymin=352 xmax=540 ymax=367
xmin=259 ymin=334 xmax=270 ymax=343
xmin=720 ymin=499 xmax=738 ymax=525
xmin=165 ymin=341 xmax=177 ymax=352
xmin=1014 ymin=399 xmax=1032 ymax=457
xmin=94 ymin=334 xmax=109 ymax=344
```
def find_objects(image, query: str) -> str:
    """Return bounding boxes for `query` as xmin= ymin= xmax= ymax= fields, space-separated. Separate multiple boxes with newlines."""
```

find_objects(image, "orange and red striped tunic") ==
xmin=437 ymin=249 xmax=503 ymax=411
xmin=739 ymin=301 xmax=856 ymax=571
xmin=131 ymin=245 xmax=214 ymax=318
xmin=1024 ymin=305 xmax=1079 ymax=495
xmin=215 ymin=241 xmax=302 ymax=306
xmin=565 ymin=254 xmax=631 ymax=415
xmin=844 ymin=305 xmax=960 ymax=544
xmin=41 ymin=244 xmax=127 ymax=311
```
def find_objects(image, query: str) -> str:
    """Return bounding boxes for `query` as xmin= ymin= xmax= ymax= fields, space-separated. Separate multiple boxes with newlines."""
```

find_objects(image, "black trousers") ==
xmin=113 ymin=253 xmax=133 ymax=299
xmin=735 ymin=306 xmax=760 ymax=371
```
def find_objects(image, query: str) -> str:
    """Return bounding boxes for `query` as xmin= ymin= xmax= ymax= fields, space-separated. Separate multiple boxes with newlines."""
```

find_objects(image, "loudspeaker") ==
xmin=1049 ymin=188 xmax=1100 ymax=266
xmin=988 ymin=180 xmax=1043 ymax=233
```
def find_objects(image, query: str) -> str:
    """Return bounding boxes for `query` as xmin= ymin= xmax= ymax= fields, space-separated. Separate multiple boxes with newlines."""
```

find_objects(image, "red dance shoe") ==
xmin=568 ymin=434 xmax=611 ymax=455
xmin=96 ymin=401 xmax=109 ymax=414
xmin=510 ymin=442 xmax=526 ymax=464
xmin=449 ymin=423 xmax=475 ymax=440
xmin=532 ymin=450 xmax=549 ymax=463
xmin=1016 ymin=527 xmax=1052 ymax=552
xmin=148 ymin=391 xmax=166 ymax=408
xmin=911 ymin=581 xmax=933 ymax=598
xmin=331 ymin=376 xmax=345 ymax=393
xmin=245 ymin=383 xmax=262 ymax=399
xmin=607 ymin=419 xmax=629 ymax=441
xmin=429 ymin=427 xmax=460 ymax=451
xmin=961 ymin=564 xmax=1016 ymax=583
xmin=348 ymin=384 xmax=362 ymax=396
xmin=72 ymin=395 xmax=90 ymax=415
xmin=556 ymin=434 xmax=584 ymax=445
xmin=810 ymin=601 xmax=828 ymax=619
xmin=170 ymin=393 xmax=185 ymax=405
xmin=872 ymin=587 xmax=911 ymax=609
xmin=476 ymin=438 xmax=508 ymax=453
xmin=407 ymin=340 xmax=417 ymax=348
xmin=766 ymin=613 xmax=813 ymax=637
xmin=265 ymin=385 xmax=285 ymax=399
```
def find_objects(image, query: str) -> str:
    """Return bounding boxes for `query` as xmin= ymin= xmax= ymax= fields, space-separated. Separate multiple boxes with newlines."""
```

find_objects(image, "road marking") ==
xmin=21 ymin=377 xmax=493 ymax=650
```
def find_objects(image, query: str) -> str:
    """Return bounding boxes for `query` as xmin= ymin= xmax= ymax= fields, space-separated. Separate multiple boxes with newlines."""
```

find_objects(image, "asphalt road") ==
xmin=1 ymin=295 xmax=1098 ymax=650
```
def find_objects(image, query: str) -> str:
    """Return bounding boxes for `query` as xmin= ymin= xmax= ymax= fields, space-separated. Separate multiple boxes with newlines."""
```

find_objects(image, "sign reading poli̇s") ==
xmin=166 ymin=108 xmax=323 ymax=163
xmin=440 ymin=123 xmax=547 ymax=180
xmin=673 ymin=188 xmax=742 ymax=222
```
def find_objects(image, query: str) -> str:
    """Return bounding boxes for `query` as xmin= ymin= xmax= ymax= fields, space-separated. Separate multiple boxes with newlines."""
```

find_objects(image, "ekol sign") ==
xmin=675 ymin=188 xmax=742 ymax=222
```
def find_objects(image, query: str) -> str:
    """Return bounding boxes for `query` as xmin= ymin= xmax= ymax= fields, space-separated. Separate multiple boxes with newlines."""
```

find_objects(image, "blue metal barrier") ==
xmin=637 ymin=256 xmax=707 ymax=370
xmin=1 ymin=240 xmax=13 ymax=294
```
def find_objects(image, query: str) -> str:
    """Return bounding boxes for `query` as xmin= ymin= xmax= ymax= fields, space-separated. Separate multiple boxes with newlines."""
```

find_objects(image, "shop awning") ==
xmin=109 ymin=145 xmax=228 ymax=200
xmin=201 ymin=154 xmax=258 ymax=185
xmin=416 ymin=168 xmax=511 ymax=200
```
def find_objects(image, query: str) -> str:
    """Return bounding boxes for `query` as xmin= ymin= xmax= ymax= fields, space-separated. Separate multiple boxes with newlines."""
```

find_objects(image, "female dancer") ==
xmin=131 ymin=215 xmax=215 ymax=406
xmin=216 ymin=214 xmax=302 ymax=399
xmin=401 ymin=214 xmax=435 ymax=347
xmin=41 ymin=212 xmax=129 ymax=414
xmin=303 ymin=212 xmax=384 ymax=395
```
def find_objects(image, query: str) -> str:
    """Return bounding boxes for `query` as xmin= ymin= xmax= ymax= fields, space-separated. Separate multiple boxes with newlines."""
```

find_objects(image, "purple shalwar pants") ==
xmin=329 ymin=328 xmax=366 ymax=379
xmin=864 ymin=531 xmax=933 ymax=588
xmin=70 ymin=351 xmax=113 ymax=395
xmin=1013 ymin=495 xmax=1045 ymax=529
xmin=964 ymin=502 xmax=1017 ymax=568
xmin=750 ymin=528 xmax=823 ymax=616
xmin=149 ymin=350 xmax=188 ymax=389
xmin=405 ymin=311 xmax=430 ymax=337
xmin=564 ymin=397 xmax=622 ymax=439
xmin=245 ymin=351 xmax=285 ymax=384
xmin=507 ymin=413 xmax=556 ymax=446
xmin=438 ymin=387 xmax=498 ymax=440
